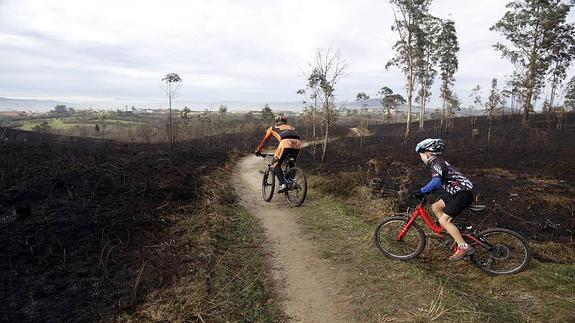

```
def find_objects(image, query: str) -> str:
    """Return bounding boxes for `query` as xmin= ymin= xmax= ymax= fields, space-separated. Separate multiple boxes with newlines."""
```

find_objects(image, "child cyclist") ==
xmin=411 ymin=138 xmax=475 ymax=261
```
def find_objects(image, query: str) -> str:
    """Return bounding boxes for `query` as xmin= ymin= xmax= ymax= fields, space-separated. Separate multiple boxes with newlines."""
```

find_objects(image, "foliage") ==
xmin=261 ymin=104 xmax=274 ymax=122
xmin=53 ymin=105 xmax=68 ymax=114
xmin=32 ymin=120 xmax=51 ymax=132
xmin=161 ymin=72 xmax=183 ymax=148
xmin=491 ymin=0 xmax=575 ymax=121
xmin=306 ymin=49 xmax=347 ymax=162
xmin=564 ymin=76 xmax=575 ymax=111
xmin=377 ymin=86 xmax=406 ymax=123
xmin=437 ymin=19 xmax=460 ymax=132
xmin=386 ymin=0 xmax=433 ymax=140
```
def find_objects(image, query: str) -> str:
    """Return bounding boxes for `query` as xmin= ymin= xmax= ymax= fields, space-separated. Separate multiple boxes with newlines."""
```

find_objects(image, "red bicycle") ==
xmin=374 ymin=196 xmax=531 ymax=275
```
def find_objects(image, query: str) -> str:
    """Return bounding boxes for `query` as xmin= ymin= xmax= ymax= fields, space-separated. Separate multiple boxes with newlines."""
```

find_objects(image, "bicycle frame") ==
xmin=397 ymin=198 xmax=490 ymax=249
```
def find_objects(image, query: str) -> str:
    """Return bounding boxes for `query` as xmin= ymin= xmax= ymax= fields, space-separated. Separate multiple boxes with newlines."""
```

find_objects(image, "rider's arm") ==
xmin=420 ymin=177 xmax=441 ymax=194
xmin=255 ymin=127 xmax=273 ymax=152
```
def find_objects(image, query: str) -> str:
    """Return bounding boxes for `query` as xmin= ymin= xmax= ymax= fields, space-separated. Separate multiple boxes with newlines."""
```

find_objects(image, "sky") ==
xmin=0 ymin=0 xmax=573 ymax=110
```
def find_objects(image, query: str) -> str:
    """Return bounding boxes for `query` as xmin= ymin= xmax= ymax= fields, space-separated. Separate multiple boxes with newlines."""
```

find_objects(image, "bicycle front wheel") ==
xmin=262 ymin=168 xmax=275 ymax=202
xmin=284 ymin=167 xmax=307 ymax=207
xmin=472 ymin=228 xmax=531 ymax=275
xmin=374 ymin=216 xmax=426 ymax=260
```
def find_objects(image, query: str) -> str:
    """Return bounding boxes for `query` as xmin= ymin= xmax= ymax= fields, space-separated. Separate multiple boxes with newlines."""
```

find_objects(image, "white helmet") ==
xmin=415 ymin=138 xmax=445 ymax=154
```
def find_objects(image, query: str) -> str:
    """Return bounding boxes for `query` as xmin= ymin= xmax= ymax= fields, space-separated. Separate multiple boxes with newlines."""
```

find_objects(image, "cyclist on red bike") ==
xmin=254 ymin=113 xmax=302 ymax=193
xmin=412 ymin=138 xmax=475 ymax=261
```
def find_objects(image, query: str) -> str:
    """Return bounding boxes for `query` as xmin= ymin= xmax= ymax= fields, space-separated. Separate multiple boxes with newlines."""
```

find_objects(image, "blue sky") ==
xmin=0 ymin=0 xmax=573 ymax=109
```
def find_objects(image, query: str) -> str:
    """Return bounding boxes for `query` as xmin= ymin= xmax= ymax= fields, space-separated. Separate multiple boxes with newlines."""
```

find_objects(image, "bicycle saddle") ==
xmin=467 ymin=204 xmax=486 ymax=212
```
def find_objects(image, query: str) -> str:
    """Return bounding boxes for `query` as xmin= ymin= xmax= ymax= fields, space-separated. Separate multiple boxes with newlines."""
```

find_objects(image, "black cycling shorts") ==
xmin=441 ymin=190 xmax=474 ymax=218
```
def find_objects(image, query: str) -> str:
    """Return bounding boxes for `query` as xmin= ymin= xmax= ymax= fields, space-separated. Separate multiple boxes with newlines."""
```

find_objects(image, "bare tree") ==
xmin=161 ymin=73 xmax=183 ymax=154
xmin=298 ymin=85 xmax=320 ymax=159
xmin=485 ymin=78 xmax=503 ymax=145
xmin=469 ymin=85 xmax=482 ymax=127
xmin=356 ymin=92 xmax=371 ymax=148
xmin=307 ymin=49 xmax=347 ymax=163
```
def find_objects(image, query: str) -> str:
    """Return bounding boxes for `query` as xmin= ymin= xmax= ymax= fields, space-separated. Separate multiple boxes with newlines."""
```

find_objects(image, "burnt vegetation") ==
xmin=298 ymin=113 xmax=575 ymax=247
xmin=0 ymin=128 xmax=279 ymax=322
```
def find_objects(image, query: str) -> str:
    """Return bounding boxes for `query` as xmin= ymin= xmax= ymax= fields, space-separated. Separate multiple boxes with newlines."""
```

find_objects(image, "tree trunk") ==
xmin=439 ymin=92 xmax=446 ymax=136
xmin=168 ymin=95 xmax=173 ymax=156
xmin=523 ymin=23 xmax=540 ymax=124
xmin=488 ymin=116 xmax=492 ymax=145
xmin=312 ymin=103 xmax=317 ymax=160
xmin=419 ymin=78 xmax=427 ymax=130
xmin=405 ymin=63 xmax=413 ymax=142
xmin=322 ymin=121 xmax=329 ymax=163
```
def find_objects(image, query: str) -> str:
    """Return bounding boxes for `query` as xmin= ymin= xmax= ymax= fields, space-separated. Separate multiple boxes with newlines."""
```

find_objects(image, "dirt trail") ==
xmin=233 ymin=156 xmax=355 ymax=322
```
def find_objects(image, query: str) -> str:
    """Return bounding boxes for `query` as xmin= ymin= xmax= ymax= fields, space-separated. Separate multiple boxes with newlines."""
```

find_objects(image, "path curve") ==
xmin=233 ymin=155 xmax=354 ymax=322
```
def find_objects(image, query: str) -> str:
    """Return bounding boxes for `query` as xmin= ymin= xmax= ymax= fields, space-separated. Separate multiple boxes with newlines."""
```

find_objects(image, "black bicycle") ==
xmin=259 ymin=152 xmax=307 ymax=207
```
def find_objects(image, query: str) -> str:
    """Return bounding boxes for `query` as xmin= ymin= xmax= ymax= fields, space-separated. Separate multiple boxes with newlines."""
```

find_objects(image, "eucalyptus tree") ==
xmin=559 ymin=76 xmax=575 ymax=129
xmin=261 ymin=104 xmax=274 ymax=123
xmin=564 ymin=76 xmax=575 ymax=111
xmin=356 ymin=92 xmax=371 ymax=114
xmin=414 ymin=14 xmax=441 ymax=129
xmin=355 ymin=92 xmax=371 ymax=147
xmin=437 ymin=19 xmax=459 ymax=135
xmin=307 ymin=49 xmax=347 ymax=163
xmin=378 ymin=86 xmax=406 ymax=124
xmin=491 ymin=0 xmax=575 ymax=122
xmin=469 ymin=85 xmax=482 ymax=127
xmin=386 ymin=0 xmax=433 ymax=141
xmin=161 ymin=72 xmax=182 ymax=152
xmin=218 ymin=105 xmax=228 ymax=143
xmin=297 ymin=87 xmax=319 ymax=157
xmin=485 ymin=78 xmax=503 ymax=144
xmin=547 ymin=22 xmax=575 ymax=108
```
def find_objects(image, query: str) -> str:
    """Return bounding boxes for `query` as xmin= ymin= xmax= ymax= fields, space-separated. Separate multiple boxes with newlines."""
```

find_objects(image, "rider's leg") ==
xmin=431 ymin=200 xmax=466 ymax=245
xmin=273 ymin=160 xmax=285 ymax=185
xmin=439 ymin=214 xmax=466 ymax=246
xmin=273 ymin=145 xmax=286 ymax=184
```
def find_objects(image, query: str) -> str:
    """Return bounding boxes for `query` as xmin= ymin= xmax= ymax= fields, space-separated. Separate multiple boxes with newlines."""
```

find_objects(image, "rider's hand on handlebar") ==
xmin=408 ymin=190 xmax=425 ymax=199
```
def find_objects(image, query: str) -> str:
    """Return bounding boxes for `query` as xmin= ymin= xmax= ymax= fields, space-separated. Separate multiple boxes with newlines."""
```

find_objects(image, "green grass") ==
xmin=297 ymin=184 xmax=575 ymax=322
xmin=19 ymin=118 xmax=83 ymax=130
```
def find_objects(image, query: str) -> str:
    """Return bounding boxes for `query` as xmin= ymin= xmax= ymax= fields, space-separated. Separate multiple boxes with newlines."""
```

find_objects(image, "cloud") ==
xmin=0 ymin=0 xmax=573 ymax=109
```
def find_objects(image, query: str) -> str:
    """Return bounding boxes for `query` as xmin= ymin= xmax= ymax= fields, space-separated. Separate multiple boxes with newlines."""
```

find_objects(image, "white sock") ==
xmin=458 ymin=243 xmax=468 ymax=248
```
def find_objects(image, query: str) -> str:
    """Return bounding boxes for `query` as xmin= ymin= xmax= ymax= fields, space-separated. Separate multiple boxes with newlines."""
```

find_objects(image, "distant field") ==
xmin=18 ymin=118 xmax=144 ymax=130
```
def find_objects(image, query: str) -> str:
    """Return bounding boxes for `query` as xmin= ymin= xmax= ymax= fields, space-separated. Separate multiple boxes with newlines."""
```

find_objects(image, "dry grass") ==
xmin=117 ymin=163 xmax=283 ymax=321
xmin=531 ymin=241 xmax=575 ymax=263
xmin=471 ymin=167 xmax=519 ymax=179
xmin=309 ymin=171 xmax=366 ymax=197
xmin=537 ymin=193 xmax=575 ymax=211
xmin=297 ymin=173 xmax=575 ymax=322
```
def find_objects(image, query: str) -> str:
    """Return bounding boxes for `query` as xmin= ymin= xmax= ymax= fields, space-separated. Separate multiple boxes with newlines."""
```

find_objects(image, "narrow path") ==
xmin=233 ymin=156 xmax=354 ymax=322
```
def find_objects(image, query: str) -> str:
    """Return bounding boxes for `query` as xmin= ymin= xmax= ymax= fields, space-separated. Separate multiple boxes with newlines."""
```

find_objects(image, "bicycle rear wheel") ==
xmin=374 ymin=216 xmax=426 ymax=260
xmin=261 ymin=168 xmax=275 ymax=202
xmin=471 ymin=228 xmax=531 ymax=275
xmin=284 ymin=167 xmax=307 ymax=207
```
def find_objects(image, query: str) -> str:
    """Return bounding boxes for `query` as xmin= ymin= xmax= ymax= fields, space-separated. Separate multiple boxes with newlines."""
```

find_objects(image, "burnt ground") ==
xmin=297 ymin=113 xmax=575 ymax=244
xmin=0 ymin=128 xmax=259 ymax=322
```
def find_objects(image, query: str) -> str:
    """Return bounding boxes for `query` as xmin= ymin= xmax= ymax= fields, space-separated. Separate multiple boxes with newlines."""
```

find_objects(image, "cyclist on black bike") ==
xmin=411 ymin=138 xmax=475 ymax=261
xmin=254 ymin=113 xmax=302 ymax=193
